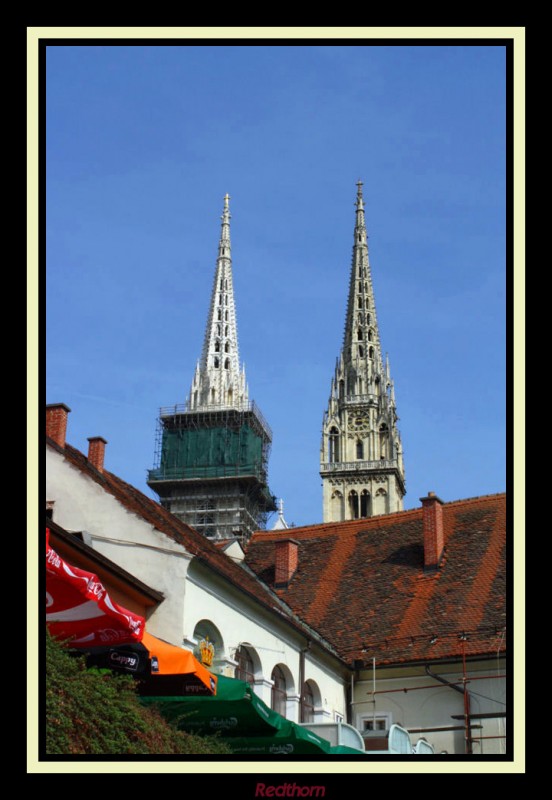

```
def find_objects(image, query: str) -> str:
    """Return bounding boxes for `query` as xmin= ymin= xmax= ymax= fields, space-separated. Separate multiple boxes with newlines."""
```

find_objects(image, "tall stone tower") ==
xmin=320 ymin=181 xmax=405 ymax=522
xmin=148 ymin=195 xmax=276 ymax=541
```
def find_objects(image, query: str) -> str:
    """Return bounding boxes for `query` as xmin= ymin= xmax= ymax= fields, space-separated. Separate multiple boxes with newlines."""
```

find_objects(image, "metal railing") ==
xmin=158 ymin=399 xmax=272 ymax=440
xmin=320 ymin=459 xmax=398 ymax=473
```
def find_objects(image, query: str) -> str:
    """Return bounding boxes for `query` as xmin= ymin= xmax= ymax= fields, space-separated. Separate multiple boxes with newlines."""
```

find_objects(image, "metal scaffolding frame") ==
xmin=148 ymin=402 xmax=276 ymax=542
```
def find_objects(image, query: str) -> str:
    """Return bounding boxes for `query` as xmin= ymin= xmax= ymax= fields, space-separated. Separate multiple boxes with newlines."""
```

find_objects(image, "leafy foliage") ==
xmin=45 ymin=630 xmax=232 ymax=755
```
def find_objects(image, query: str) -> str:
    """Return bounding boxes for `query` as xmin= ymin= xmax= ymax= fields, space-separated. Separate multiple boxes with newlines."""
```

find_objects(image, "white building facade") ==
xmin=46 ymin=407 xmax=348 ymax=726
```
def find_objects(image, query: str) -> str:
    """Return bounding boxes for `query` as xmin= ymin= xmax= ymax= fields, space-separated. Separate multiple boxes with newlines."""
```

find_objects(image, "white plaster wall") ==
xmin=46 ymin=447 xmax=191 ymax=643
xmin=353 ymin=662 xmax=506 ymax=755
xmin=184 ymin=563 xmax=347 ymax=722
xmin=47 ymin=446 xmax=348 ymax=723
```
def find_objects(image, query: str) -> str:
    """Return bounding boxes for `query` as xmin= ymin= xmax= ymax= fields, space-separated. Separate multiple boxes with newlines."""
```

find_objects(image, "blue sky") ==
xmin=45 ymin=42 xmax=507 ymax=528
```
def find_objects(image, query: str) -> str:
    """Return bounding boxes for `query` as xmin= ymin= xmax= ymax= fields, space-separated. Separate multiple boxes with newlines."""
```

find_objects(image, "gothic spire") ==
xmin=342 ymin=179 xmax=384 ymax=377
xmin=320 ymin=181 xmax=405 ymax=522
xmin=187 ymin=194 xmax=248 ymax=410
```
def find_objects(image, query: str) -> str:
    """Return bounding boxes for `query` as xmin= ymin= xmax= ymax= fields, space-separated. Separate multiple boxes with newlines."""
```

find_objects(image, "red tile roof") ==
xmin=46 ymin=436 xmax=345 ymax=663
xmin=245 ymin=495 xmax=507 ymax=666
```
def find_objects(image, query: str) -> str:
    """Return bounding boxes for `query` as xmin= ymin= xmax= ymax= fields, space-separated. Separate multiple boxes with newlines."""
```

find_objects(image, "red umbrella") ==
xmin=46 ymin=528 xmax=145 ymax=647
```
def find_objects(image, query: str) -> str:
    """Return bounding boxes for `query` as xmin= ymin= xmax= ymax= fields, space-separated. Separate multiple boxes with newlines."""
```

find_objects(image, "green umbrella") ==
xmin=140 ymin=674 xmax=287 ymax=737
xmin=220 ymin=720 xmax=334 ymax=756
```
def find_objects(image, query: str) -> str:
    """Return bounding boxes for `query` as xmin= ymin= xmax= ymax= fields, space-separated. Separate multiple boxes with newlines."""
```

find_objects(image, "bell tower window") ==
xmin=329 ymin=427 xmax=339 ymax=462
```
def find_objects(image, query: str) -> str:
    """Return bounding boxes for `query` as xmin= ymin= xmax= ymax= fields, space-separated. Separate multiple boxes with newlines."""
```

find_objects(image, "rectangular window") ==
xmin=359 ymin=713 xmax=391 ymax=732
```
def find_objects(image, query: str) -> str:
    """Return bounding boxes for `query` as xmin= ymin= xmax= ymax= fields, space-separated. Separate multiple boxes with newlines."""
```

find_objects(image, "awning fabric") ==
xmin=220 ymin=723 xmax=334 ymax=755
xmin=140 ymin=674 xmax=284 ymax=735
xmin=140 ymin=675 xmax=368 ymax=754
xmin=46 ymin=528 xmax=145 ymax=647
xmin=138 ymin=632 xmax=217 ymax=695
xmin=83 ymin=631 xmax=217 ymax=696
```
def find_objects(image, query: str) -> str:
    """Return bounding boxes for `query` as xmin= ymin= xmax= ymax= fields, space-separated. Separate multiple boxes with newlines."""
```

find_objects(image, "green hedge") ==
xmin=45 ymin=630 xmax=232 ymax=755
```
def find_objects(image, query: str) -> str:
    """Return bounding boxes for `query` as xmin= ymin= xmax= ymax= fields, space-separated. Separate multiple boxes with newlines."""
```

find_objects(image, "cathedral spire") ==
xmin=188 ymin=194 xmax=248 ymax=410
xmin=343 ymin=179 xmax=384 ymax=377
xmin=320 ymin=181 xmax=405 ymax=522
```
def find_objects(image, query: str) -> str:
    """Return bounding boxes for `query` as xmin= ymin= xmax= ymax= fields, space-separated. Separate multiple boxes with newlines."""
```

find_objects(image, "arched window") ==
xmin=225 ymin=311 xmax=228 ymax=321
xmin=349 ymin=490 xmax=359 ymax=520
xmin=271 ymin=666 xmax=287 ymax=717
xmin=328 ymin=427 xmax=339 ymax=462
xmin=379 ymin=424 xmax=388 ymax=459
xmin=358 ymin=296 xmax=362 ymax=309
xmin=358 ymin=345 xmax=364 ymax=358
xmin=235 ymin=645 xmax=255 ymax=684
xmin=369 ymin=347 xmax=374 ymax=359
xmin=219 ymin=294 xmax=223 ymax=305
xmin=368 ymin=329 xmax=373 ymax=341
xmin=356 ymin=440 xmax=364 ymax=459
xmin=217 ymin=309 xmax=222 ymax=321
xmin=214 ymin=340 xmax=220 ymax=352
xmin=193 ymin=620 xmax=223 ymax=672
xmin=225 ymin=326 xmax=229 ymax=337
xmin=224 ymin=342 xmax=229 ymax=353
xmin=357 ymin=328 xmax=363 ymax=341
xmin=301 ymin=681 xmax=316 ymax=723
xmin=360 ymin=490 xmax=370 ymax=518
xmin=224 ymin=358 xmax=230 ymax=370
xmin=214 ymin=357 xmax=220 ymax=368
xmin=367 ymin=313 xmax=371 ymax=323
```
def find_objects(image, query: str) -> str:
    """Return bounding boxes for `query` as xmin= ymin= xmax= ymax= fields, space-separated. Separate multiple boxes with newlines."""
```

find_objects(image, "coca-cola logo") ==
xmin=46 ymin=549 xmax=61 ymax=568
xmin=98 ymin=629 xmax=121 ymax=643
xmin=86 ymin=578 xmax=105 ymax=601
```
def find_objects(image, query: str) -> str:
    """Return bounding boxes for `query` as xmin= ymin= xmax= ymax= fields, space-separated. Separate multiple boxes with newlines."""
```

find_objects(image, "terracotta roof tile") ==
xmin=245 ymin=494 xmax=507 ymax=666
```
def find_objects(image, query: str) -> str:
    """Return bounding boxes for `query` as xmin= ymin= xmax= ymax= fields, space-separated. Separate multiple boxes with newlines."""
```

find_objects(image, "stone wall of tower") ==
xmin=320 ymin=182 xmax=405 ymax=522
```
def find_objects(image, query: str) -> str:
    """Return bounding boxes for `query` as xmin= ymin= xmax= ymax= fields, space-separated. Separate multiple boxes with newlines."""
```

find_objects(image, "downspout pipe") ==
xmin=425 ymin=664 xmax=472 ymax=754
xmin=299 ymin=640 xmax=311 ymax=722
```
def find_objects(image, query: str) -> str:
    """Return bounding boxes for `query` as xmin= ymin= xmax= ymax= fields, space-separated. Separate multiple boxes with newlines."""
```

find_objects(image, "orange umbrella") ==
xmin=139 ymin=631 xmax=217 ymax=696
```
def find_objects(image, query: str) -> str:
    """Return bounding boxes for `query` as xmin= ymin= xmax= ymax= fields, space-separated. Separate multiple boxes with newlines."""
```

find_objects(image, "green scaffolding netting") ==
xmin=156 ymin=424 xmax=264 ymax=480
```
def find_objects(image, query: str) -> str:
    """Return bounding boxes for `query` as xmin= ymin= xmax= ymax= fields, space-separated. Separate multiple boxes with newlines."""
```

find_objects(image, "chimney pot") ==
xmin=87 ymin=436 xmax=108 ymax=473
xmin=46 ymin=403 xmax=71 ymax=448
xmin=274 ymin=538 xmax=300 ymax=588
xmin=420 ymin=492 xmax=444 ymax=570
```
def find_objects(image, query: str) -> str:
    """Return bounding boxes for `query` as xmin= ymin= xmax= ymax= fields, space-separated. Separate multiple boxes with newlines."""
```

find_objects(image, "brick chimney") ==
xmin=274 ymin=538 xmax=299 ymax=588
xmin=420 ymin=492 xmax=445 ymax=570
xmin=87 ymin=436 xmax=108 ymax=473
xmin=46 ymin=403 xmax=71 ymax=448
